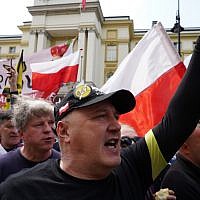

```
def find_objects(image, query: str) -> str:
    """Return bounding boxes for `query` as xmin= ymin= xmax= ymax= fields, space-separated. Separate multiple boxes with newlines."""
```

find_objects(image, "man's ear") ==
xmin=179 ymin=142 xmax=190 ymax=155
xmin=56 ymin=121 xmax=70 ymax=143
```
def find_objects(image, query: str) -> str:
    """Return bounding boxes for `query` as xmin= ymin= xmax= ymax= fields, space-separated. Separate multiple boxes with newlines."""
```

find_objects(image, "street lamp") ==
xmin=171 ymin=0 xmax=184 ymax=56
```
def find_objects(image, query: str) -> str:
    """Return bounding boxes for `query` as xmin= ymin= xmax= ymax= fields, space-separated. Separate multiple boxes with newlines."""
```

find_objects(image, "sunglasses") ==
xmin=120 ymin=136 xmax=135 ymax=147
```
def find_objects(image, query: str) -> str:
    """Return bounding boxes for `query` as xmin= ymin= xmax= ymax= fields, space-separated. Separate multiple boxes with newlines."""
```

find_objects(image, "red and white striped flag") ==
xmin=0 ymin=40 xmax=74 ymax=95
xmin=30 ymin=50 xmax=80 ymax=98
xmin=101 ymin=22 xmax=186 ymax=136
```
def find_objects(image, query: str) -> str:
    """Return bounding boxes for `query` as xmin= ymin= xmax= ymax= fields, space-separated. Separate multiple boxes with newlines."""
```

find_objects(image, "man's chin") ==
xmin=105 ymin=156 xmax=121 ymax=169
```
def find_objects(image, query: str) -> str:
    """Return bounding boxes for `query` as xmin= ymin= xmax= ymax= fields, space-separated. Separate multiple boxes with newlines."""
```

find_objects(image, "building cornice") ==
xmin=27 ymin=1 xmax=104 ymax=23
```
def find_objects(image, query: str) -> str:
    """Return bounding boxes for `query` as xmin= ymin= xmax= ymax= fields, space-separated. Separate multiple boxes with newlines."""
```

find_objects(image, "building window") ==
xmin=107 ymin=30 xmax=117 ymax=39
xmin=9 ymin=46 xmax=16 ymax=54
xmin=106 ymin=45 xmax=117 ymax=61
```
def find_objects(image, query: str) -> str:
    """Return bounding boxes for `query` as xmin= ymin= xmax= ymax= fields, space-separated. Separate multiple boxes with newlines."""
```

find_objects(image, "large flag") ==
xmin=101 ymin=22 xmax=186 ymax=136
xmin=183 ymin=54 xmax=192 ymax=68
xmin=30 ymin=50 xmax=80 ymax=98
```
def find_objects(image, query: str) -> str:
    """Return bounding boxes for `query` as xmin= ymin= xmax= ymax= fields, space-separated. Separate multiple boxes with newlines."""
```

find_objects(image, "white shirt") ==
xmin=0 ymin=144 xmax=7 ymax=155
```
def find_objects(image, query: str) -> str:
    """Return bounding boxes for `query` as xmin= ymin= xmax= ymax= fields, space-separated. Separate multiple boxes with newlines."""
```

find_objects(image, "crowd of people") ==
xmin=0 ymin=36 xmax=200 ymax=200
xmin=0 ymin=96 xmax=60 ymax=183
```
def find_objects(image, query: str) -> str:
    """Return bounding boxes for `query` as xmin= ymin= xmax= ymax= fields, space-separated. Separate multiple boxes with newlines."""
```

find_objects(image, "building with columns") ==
xmin=0 ymin=0 xmax=199 ymax=87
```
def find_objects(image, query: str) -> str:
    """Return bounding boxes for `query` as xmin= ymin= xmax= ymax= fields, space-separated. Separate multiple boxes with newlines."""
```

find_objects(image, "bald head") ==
xmin=179 ymin=123 xmax=200 ymax=167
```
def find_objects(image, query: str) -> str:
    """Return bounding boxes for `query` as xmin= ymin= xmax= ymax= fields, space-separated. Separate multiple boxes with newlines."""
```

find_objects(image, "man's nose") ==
xmin=43 ymin=122 xmax=53 ymax=133
xmin=108 ymin=117 xmax=121 ymax=133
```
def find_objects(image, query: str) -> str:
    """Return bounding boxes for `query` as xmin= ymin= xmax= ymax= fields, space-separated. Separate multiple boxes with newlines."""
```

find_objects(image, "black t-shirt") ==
xmin=0 ymin=148 xmax=60 ymax=183
xmin=0 ymin=141 xmax=152 ymax=200
xmin=161 ymin=153 xmax=200 ymax=200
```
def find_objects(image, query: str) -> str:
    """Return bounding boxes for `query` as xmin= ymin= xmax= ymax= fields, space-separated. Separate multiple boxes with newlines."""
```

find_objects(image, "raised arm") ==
xmin=8 ymin=67 xmax=18 ymax=93
xmin=7 ymin=67 xmax=18 ymax=108
xmin=153 ymin=36 xmax=200 ymax=160
xmin=142 ymin=36 xmax=200 ymax=182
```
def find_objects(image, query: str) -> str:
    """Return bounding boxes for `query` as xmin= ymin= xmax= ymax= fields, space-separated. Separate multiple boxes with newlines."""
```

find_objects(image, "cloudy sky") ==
xmin=0 ymin=0 xmax=200 ymax=35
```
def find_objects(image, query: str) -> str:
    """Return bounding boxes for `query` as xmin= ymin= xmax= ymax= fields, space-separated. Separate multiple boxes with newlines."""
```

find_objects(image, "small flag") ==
xmin=82 ymin=0 xmax=86 ymax=10
xmin=31 ymin=50 xmax=80 ymax=98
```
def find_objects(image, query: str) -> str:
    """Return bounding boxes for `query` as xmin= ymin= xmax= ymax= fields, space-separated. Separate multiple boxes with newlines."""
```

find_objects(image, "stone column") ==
xmin=37 ymin=29 xmax=48 ymax=51
xmin=28 ymin=29 xmax=38 ymax=55
xmin=78 ymin=26 xmax=102 ymax=85
xmin=86 ymin=27 xmax=96 ymax=81
xmin=77 ymin=27 xmax=87 ymax=81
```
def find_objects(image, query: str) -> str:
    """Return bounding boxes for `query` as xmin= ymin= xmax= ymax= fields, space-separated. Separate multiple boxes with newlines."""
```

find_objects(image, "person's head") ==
xmin=54 ymin=82 xmax=135 ymax=178
xmin=120 ymin=123 xmax=138 ymax=148
xmin=13 ymin=96 xmax=55 ymax=152
xmin=0 ymin=110 xmax=20 ymax=149
xmin=179 ymin=121 xmax=200 ymax=167
xmin=120 ymin=123 xmax=137 ymax=138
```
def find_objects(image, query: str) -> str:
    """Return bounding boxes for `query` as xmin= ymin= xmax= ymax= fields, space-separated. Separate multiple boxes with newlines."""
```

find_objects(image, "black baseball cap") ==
xmin=54 ymin=82 xmax=136 ymax=124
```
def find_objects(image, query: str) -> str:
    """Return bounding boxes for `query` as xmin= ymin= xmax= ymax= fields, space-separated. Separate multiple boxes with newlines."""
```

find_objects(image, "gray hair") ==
xmin=0 ymin=110 xmax=13 ymax=124
xmin=12 ymin=95 xmax=54 ymax=131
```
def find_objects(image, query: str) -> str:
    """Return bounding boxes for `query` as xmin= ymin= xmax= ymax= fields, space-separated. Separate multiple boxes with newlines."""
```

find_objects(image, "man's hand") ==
xmin=155 ymin=188 xmax=176 ymax=200
xmin=7 ymin=67 xmax=17 ymax=92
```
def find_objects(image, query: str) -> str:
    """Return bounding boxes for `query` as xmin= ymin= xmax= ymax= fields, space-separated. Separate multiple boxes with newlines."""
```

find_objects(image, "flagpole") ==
xmin=79 ymin=49 xmax=84 ymax=81
xmin=83 ymin=28 xmax=88 ymax=81
xmin=10 ymin=59 xmax=12 ymax=70
xmin=79 ymin=0 xmax=88 ymax=82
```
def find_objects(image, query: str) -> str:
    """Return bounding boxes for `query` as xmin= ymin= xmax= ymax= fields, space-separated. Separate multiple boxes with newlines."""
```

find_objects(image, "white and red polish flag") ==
xmin=0 ymin=39 xmax=74 ymax=96
xmin=30 ymin=50 xmax=80 ymax=98
xmin=101 ymin=22 xmax=186 ymax=137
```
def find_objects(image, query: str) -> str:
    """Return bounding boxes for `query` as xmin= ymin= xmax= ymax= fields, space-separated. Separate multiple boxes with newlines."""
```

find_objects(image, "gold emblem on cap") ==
xmin=74 ymin=84 xmax=92 ymax=100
